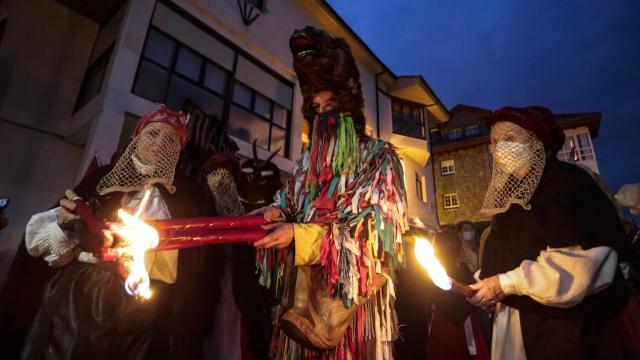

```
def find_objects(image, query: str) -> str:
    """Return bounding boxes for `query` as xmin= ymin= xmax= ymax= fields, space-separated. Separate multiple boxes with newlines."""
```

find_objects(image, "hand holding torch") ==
xmin=414 ymin=237 xmax=475 ymax=297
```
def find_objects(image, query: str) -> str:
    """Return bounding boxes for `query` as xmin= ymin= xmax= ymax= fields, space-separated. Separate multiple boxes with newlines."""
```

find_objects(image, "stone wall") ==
xmin=434 ymin=144 xmax=492 ymax=226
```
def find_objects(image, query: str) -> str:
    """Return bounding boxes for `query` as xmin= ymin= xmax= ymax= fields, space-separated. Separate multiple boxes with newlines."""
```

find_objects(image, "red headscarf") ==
xmin=132 ymin=104 xmax=188 ymax=147
xmin=487 ymin=106 xmax=565 ymax=154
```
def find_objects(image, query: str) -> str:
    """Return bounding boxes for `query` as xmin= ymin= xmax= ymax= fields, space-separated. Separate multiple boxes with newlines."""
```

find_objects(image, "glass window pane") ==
xmin=403 ymin=105 xmax=412 ymax=122
xmin=203 ymin=63 xmax=227 ymax=94
xmin=254 ymin=93 xmax=272 ymax=119
xmin=143 ymin=30 xmax=176 ymax=67
xmin=392 ymin=102 xmax=402 ymax=119
xmin=228 ymin=105 xmax=270 ymax=149
xmin=175 ymin=46 xmax=202 ymax=81
xmin=249 ymin=0 xmax=264 ymax=9
xmin=577 ymin=133 xmax=591 ymax=148
xmin=233 ymin=82 xmax=253 ymax=108
xmin=133 ymin=60 xmax=170 ymax=103
xmin=165 ymin=76 xmax=224 ymax=118
xmin=272 ymin=105 xmax=288 ymax=128
xmin=412 ymin=107 xmax=422 ymax=124
xmin=118 ymin=114 xmax=140 ymax=149
xmin=270 ymin=127 xmax=287 ymax=157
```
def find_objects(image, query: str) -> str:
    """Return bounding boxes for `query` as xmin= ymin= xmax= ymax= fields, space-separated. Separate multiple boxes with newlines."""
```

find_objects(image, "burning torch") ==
xmin=59 ymin=189 xmax=270 ymax=299
xmin=414 ymin=237 xmax=475 ymax=297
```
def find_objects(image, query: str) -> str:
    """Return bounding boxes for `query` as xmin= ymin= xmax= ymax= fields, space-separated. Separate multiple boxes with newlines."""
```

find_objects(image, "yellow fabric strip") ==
xmin=293 ymin=223 xmax=327 ymax=266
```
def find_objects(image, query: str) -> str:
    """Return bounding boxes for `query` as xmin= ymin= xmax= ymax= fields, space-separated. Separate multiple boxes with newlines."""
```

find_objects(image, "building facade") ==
xmin=0 ymin=0 xmax=449 ymax=259
xmin=432 ymin=105 xmax=602 ymax=227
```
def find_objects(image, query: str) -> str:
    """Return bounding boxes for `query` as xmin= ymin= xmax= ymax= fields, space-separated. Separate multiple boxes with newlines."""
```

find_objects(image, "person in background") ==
xmin=427 ymin=227 xmax=490 ymax=360
xmin=455 ymin=220 xmax=492 ymax=343
xmin=455 ymin=220 xmax=480 ymax=274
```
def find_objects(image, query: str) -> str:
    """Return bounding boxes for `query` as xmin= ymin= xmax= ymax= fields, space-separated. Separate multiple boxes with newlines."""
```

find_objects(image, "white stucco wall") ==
xmin=0 ymin=122 xmax=84 ymax=253
xmin=0 ymin=0 xmax=98 ymax=268
xmin=0 ymin=0 xmax=98 ymax=134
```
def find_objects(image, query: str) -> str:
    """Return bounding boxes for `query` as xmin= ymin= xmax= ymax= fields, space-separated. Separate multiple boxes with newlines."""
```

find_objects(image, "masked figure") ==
xmin=468 ymin=106 xmax=636 ymax=359
xmin=15 ymin=105 xmax=217 ymax=360
xmin=238 ymin=140 xmax=283 ymax=213
xmin=253 ymin=27 xmax=408 ymax=359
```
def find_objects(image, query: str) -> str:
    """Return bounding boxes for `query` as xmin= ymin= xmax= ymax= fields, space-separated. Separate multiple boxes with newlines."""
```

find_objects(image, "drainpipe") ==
xmin=374 ymin=70 xmax=386 ymax=138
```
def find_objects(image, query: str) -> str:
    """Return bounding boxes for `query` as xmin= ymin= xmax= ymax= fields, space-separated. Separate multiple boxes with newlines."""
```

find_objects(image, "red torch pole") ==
xmin=64 ymin=189 xmax=106 ymax=236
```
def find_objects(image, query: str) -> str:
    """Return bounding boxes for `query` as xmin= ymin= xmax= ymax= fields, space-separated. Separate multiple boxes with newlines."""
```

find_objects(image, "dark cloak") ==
xmin=0 ymin=165 xmax=222 ymax=360
xmin=481 ymin=158 xmax=632 ymax=359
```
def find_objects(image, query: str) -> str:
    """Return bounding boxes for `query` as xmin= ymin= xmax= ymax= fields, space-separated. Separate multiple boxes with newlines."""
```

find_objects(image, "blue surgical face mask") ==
xmin=462 ymin=231 xmax=475 ymax=242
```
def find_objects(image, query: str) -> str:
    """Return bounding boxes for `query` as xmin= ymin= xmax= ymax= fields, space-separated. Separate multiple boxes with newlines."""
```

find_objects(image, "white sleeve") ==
xmin=498 ymin=246 xmax=618 ymax=308
xmin=25 ymin=208 xmax=79 ymax=267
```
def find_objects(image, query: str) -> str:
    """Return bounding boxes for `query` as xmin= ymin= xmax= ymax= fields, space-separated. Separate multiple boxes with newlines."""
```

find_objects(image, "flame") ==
xmin=414 ymin=237 xmax=452 ymax=291
xmin=107 ymin=190 xmax=159 ymax=299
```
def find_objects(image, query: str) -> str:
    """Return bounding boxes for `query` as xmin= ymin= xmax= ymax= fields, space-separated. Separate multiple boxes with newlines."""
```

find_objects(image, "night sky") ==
xmin=328 ymin=0 xmax=640 ymax=193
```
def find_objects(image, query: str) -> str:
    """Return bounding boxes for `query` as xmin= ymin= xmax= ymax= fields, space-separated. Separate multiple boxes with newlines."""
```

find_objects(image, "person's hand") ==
xmin=467 ymin=275 xmax=505 ymax=312
xmin=250 ymin=206 xmax=286 ymax=223
xmin=254 ymin=222 xmax=294 ymax=249
xmin=57 ymin=199 xmax=79 ymax=224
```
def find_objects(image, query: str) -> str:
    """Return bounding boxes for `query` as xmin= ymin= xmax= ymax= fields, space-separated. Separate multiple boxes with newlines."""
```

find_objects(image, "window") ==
xmin=247 ymin=0 xmax=265 ymax=10
xmin=557 ymin=137 xmax=575 ymax=162
xmin=443 ymin=193 xmax=459 ymax=210
xmin=228 ymin=81 xmax=290 ymax=157
xmin=133 ymin=28 xmax=228 ymax=119
xmin=415 ymin=172 xmax=427 ymax=203
xmin=440 ymin=160 xmax=455 ymax=176
xmin=557 ymin=132 xmax=594 ymax=162
xmin=118 ymin=114 xmax=140 ymax=149
xmin=575 ymin=132 xmax=594 ymax=160
xmin=448 ymin=128 xmax=462 ymax=140
xmin=392 ymin=99 xmax=426 ymax=139
xmin=134 ymin=26 xmax=294 ymax=158
xmin=75 ymin=43 xmax=115 ymax=112
xmin=464 ymin=125 xmax=479 ymax=137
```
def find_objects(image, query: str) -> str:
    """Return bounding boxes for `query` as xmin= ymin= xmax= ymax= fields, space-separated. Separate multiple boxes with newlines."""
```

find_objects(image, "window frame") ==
xmin=448 ymin=128 xmax=462 ymax=140
xmin=245 ymin=0 xmax=267 ymax=12
xmin=230 ymin=80 xmax=291 ymax=157
xmin=415 ymin=172 xmax=427 ymax=203
xmin=575 ymin=132 xmax=594 ymax=161
xmin=132 ymin=9 xmax=298 ymax=158
xmin=556 ymin=132 xmax=594 ymax=163
xmin=464 ymin=124 xmax=479 ymax=137
xmin=443 ymin=193 xmax=459 ymax=210
xmin=440 ymin=159 xmax=455 ymax=176
xmin=74 ymin=42 xmax=115 ymax=113
xmin=391 ymin=97 xmax=427 ymax=140
xmin=132 ymin=27 xmax=229 ymax=109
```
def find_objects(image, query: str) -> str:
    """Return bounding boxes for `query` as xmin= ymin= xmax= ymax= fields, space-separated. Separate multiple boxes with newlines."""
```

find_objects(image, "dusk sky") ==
xmin=328 ymin=0 xmax=640 ymax=193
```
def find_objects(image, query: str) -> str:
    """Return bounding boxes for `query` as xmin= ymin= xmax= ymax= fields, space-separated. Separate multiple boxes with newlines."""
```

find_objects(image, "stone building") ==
xmin=432 ymin=105 xmax=602 ymax=227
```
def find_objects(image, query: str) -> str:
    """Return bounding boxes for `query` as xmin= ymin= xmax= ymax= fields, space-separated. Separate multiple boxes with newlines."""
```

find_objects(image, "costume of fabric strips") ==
xmin=256 ymin=111 xmax=408 ymax=359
